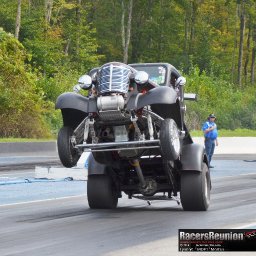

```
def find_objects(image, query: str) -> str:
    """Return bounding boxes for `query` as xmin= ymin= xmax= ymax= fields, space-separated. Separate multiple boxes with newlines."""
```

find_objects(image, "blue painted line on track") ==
xmin=0 ymin=177 xmax=75 ymax=186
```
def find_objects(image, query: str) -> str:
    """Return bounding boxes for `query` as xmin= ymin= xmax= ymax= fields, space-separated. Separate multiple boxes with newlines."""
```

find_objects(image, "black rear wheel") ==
xmin=87 ymin=174 xmax=118 ymax=209
xmin=180 ymin=163 xmax=210 ymax=211
xmin=57 ymin=126 xmax=80 ymax=168
xmin=160 ymin=119 xmax=181 ymax=160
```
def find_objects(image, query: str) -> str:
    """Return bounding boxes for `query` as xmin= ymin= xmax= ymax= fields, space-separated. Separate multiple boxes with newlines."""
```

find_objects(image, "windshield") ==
xmin=132 ymin=65 xmax=167 ymax=85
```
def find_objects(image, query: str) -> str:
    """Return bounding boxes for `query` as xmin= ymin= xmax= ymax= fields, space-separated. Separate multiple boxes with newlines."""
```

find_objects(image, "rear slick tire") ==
xmin=57 ymin=126 xmax=80 ymax=168
xmin=87 ymin=174 xmax=118 ymax=209
xmin=180 ymin=163 xmax=210 ymax=211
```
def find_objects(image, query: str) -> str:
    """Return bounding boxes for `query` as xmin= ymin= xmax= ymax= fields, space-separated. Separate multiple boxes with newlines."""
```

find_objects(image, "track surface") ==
xmin=0 ymin=156 xmax=256 ymax=256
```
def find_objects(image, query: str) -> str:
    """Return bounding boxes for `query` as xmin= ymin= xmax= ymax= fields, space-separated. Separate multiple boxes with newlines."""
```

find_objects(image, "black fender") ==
xmin=55 ymin=92 xmax=97 ymax=113
xmin=88 ymin=153 xmax=107 ymax=176
xmin=126 ymin=86 xmax=177 ymax=110
xmin=180 ymin=143 xmax=208 ymax=172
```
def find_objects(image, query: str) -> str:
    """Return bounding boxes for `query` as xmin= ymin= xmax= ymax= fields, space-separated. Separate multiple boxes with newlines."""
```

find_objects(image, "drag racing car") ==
xmin=56 ymin=62 xmax=211 ymax=211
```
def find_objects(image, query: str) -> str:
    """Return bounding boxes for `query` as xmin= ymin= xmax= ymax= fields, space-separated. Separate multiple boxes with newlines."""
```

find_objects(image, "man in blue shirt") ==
xmin=202 ymin=114 xmax=218 ymax=168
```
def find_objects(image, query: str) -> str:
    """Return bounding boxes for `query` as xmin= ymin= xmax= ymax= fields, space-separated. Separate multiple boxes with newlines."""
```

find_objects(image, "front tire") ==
xmin=180 ymin=163 xmax=210 ymax=211
xmin=57 ymin=126 xmax=80 ymax=168
xmin=160 ymin=119 xmax=181 ymax=160
xmin=87 ymin=174 xmax=118 ymax=209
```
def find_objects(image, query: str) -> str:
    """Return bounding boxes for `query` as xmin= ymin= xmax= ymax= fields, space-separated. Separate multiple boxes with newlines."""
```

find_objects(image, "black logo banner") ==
xmin=179 ymin=229 xmax=256 ymax=252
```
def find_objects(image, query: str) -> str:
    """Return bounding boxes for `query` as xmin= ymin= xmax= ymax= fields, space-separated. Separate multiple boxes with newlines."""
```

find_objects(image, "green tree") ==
xmin=0 ymin=28 xmax=50 ymax=137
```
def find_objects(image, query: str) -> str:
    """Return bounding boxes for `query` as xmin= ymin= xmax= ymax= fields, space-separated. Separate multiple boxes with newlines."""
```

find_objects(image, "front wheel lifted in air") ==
xmin=57 ymin=126 xmax=80 ymax=168
xmin=160 ymin=118 xmax=181 ymax=161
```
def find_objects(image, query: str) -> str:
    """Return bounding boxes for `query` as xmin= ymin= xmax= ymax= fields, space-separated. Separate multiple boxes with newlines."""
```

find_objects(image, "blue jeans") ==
xmin=205 ymin=138 xmax=215 ymax=164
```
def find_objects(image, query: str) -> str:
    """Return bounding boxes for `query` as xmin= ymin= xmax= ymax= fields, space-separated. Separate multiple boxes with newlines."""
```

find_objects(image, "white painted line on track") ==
xmin=0 ymin=194 xmax=86 ymax=207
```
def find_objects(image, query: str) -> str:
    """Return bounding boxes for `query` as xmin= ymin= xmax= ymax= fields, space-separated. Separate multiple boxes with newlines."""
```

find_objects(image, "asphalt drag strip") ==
xmin=0 ymin=158 xmax=255 ymax=256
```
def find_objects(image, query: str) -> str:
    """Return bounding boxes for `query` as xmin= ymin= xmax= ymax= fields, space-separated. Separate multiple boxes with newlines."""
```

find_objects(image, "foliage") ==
xmin=0 ymin=28 xmax=51 ymax=138
xmin=36 ymin=69 xmax=82 ymax=135
xmin=0 ymin=0 xmax=256 ymax=138
xmin=185 ymin=65 xmax=256 ymax=130
xmin=0 ymin=1 xmax=102 ymax=138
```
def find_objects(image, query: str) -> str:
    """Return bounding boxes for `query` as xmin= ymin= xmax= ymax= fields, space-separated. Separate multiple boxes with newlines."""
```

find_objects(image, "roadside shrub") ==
xmin=36 ymin=68 xmax=85 ymax=134
xmin=185 ymin=66 xmax=256 ymax=131
xmin=0 ymin=28 xmax=51 ymax=138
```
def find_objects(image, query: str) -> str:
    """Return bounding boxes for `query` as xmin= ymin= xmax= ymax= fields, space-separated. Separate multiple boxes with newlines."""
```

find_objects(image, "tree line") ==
xmin=0 ymin=0 xmax=256 ymax=137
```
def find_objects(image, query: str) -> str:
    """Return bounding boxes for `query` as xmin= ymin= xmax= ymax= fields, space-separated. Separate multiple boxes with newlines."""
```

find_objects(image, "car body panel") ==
xmin=88 ymin=154 xmax=107 ymax=175
xmin=126 ymin=86 xmax=178 ymax=110
xmin=180 ymin=143 xmax=206 ymax=172
xmin=56 ymin=92 xmax=97 ymax=113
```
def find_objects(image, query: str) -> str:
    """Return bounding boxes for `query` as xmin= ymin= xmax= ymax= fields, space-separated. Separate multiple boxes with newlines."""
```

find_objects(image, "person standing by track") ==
xmin=202 ymin=114 xmax=218 ymax=168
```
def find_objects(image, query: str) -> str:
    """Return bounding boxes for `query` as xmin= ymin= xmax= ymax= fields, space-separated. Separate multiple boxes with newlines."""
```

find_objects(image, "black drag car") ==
xmin=56 ymin=62 xmax=211 ymax=211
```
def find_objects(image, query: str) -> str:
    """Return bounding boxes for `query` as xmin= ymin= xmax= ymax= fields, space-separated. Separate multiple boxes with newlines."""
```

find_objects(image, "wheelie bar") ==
xmin=75 ymin=139 xmax=160 ymax=151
